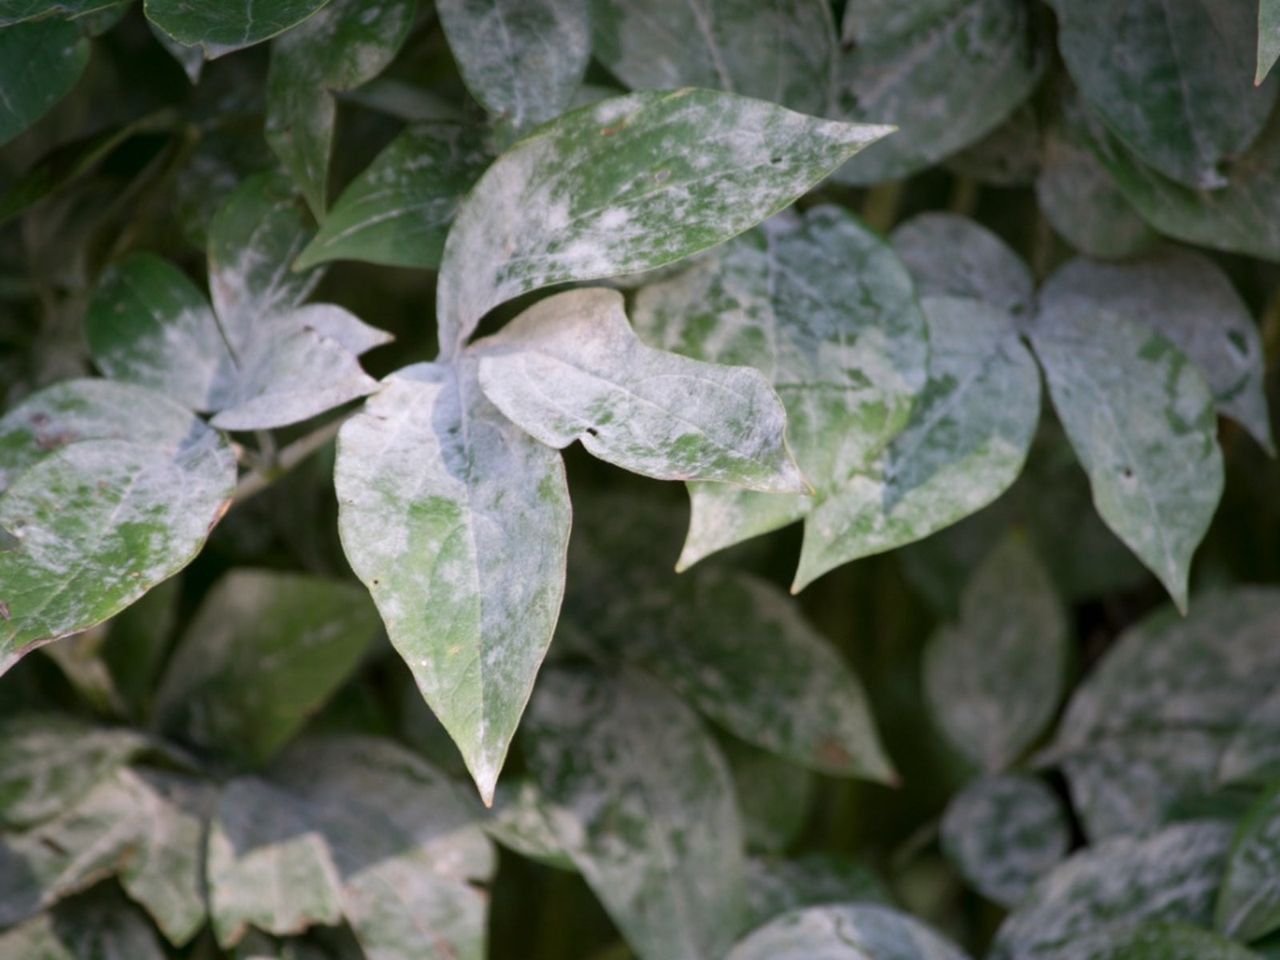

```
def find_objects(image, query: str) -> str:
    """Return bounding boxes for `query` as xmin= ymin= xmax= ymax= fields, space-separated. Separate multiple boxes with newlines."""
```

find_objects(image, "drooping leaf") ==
xmin=632 ymin=206 xmax=928 ymax=570
xmin=1217 ymin=780 xmax=1280 ymax=941
xmin=523 ymin=667 xmax=746 ymax=960
xmin=590 ymin=0 xmax=838 ymax=116
xmin=890 ymin=212 xmax=1035 ymax=320
xmin=0 ymin=380 xmax=236 ymax=672
xmin=1262 ymin=0 xmax=1280 ymax=84
xmin=1053 ymin=0 xmax=1276 ymax=189
xmin=335 ymin=361 xmax=571 ymax=804
xmin=295 ymin=122 xmax=490 ymax=271
xmin=923 ymin=532 xmax=1068 ymax=772
xmin=1078 ymin=923 xmax=1263 ymax=960
xmin=1030 ymin=273 xmax=1224 ymax=611
xmin=208 ymin=737 xmax=494 ymax=956
xmin=265 ymin=0 xmax=415 ymax=215
xmin=989 ymin=821 xmax=1233 ymax=960
xmin=1035 ymin=252 xmax=1273 ymax=453
xmin=438 ymin=0 xmax=590 ymax=136
xmin=474 ymin=287 xmax=806 ymax=492
xmin=940 ymin=774 xmax=1071 ymax=908
xmin=834 ymin=0 xmax=1041 ymax=184
xmin=0 ymin=886 xmax=167 ymax=960
xmin=1049 ymin=588 xmax=1280 ymax=840
xmin=144 ymin=0 xmax=334 ymax=57
xmin=793 ymin=296 xmax=1040 ymax=591
xmin=742 ymin=854 xmax=892 ymax=934
xmin=152 ymin=569 xmax=380 ymax=766
xmin=0 ymin=19 xmax=89 ymax=147
xmin=434 ymin=89 xmax=894 ymax=357
xmin=727 ymin=903 xmax=972 ymax=960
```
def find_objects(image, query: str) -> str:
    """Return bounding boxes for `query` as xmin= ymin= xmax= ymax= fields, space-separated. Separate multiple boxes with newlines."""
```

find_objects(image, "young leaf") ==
xmin=265 ymin=0 xmax=415 ymax=215
xmin=0 ymin=19 xmax=89 ymax=147
xmin=1031 ymin=275 xmax=1224 ymax=611
xmin=1217 ymin=780 xmax=1280 ymax=941
xmin=1053 ymin=0 xmax=1275 ymax=189
xmin=0 ymin=887 xmax=166 ymax=960
xmin=940 ymin=774 xmax=1071 ymax=908
xmin=632 ymin=207 xmax=928 ymax=569
xmin=990 ymin=821 xmax=1234 ymax=960
xmin=834 ymin=0 xmax=1041 ymax=184
xmin=1037 ymin=252 xmax=1273 ymax=453
xmin=924 ymin=533 xmax=1068 ymax=773
xmin=793 ymin=295 xmax=1040 ymax=590
xmin=152 ymin=569 xmax=380 ymax=766
xmin=437 ymin=0 xmax=590 ymax=136
xmin=590 ymin=0 xmax=839 ymax=116
xmin=144 ymin=0 xmax=334 ymax=57
xmin=890 ymin=213 xmax=1035 ymax=320
xmin=523 ymin=667 xmax=746 ymax=960
xmin=727 ymin=904 xmax=972 ymax=960
xmin=474 ymin=287 xmax=806 ymax=492
xmin=0 ymin=380 xmax=236 ymax=672
xmin=294 ymin=123 xmax=490 ymax=271
xmin=335 ymin=361 xmax=571 ymax=804
xmin=1262 ymin=0 xmax=1280 ymax=85
xmin=435 ymin=89 xmax=894 ymax=357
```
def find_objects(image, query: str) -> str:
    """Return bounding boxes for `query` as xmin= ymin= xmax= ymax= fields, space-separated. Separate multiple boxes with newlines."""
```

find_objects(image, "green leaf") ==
xmin=523 ymin=667 xmax=746 ymax=960
xmin=474 ymin=287 xmax=806 ymax=492
xmin=295 ymin=122 xmax=490 ymax=271
xmin=990 ymin=821 xmax=1233 ymax=960
xmin=890 ymin=213 xmax=1035 ymax=320
xmin=792 ymin=296 xmax=1040 ymax=591
xmin=923 ymin=533 xmax=1068 ymax=772
xmin=435 ymin=89 xmax=894 ymax=357
xmin=946 ymin=103 xmax=1041 ymax=187
xmin=144 ymin=0 xmax=334 ymax=57
xmin=0 ymin=19 xmax=88 ymax=147
xmin=0 ymin=0 xmax=125 ymax=24
xmin=265 ymin=0 xmax=414 ymax=215
xmin=1217 ymin=780 xmax=1280 ymax=940
xmin=742 ymin=854 xmax=892 ymax=934
xmin=725 ymin=740 xmax=814 ymax=855
xmin=485 ymin=779 xmax=574 ymax=871
xmin=0 ymin=887 xmax=166 ymax=960
xmin=0 ymin=380 xmax=236 ymax=672
xmin=1080 ymin=924 xmax=1263 ymax=960
xmin=335 ymin=361 xmax=571 ymax=804
xmin=152 ymin=569 xmax=379 ymax=766
xmin=1049 ymin=588 xmax=1280 ymax=840
xmin=632 ymin=206 xmax=928 ymax=570
xmin=438 ymin=0 xmax=590 ymax=135
xmin=86 ymin=252 xmax=237 ymax=412
xmin=728 ymin=904 xmax=971 ymax=960
xmin=1030 ymin=275 xmax=1224 ymax=611
xmin=1036 ymin=252 xmax=1273 ymax=454
xmin=940 ymin=774 xmax=1070 ymax=908
xmin=208 ymin=737 xmax=494 ymax=954
xmin=834 ymin=0 xmax=1041 ymax=184
xmin=590 ymin=0 xmax=838 ymax=116
xmin=1262 ymin=0 xmax=1280 ymax=84
xmin=1054 ymin=0 xmax=1275 ymax=189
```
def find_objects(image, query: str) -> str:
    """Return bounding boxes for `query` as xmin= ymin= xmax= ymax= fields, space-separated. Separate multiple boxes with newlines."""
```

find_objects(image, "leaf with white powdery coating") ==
xmin=523 ymin=667 xmax=746 ymax=960
xmin=727 ymin=903 xmax=972 ymax=960
xmin=1031 ymin=270 xmax=1225 ymax=611
xmin=335 ymin=361 xmax=571 ymax=804
xmin=924 ymin=532 xmax=1068 ymax=773
xmin=144 ymin=0 xmax=334 ymax=57
xmin=475 ymin=287 xmax=805 ymax=492
xmin=434 ymin=89 xmax=894 ymax=357
xmin=1262 ymin=0 xmax=1280 ymax=85
xmin=1216 ymin=780 xmax=1280 ymax=941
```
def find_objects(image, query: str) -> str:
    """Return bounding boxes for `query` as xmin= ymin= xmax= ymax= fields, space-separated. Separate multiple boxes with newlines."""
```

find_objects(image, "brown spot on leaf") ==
xmin=0 ymin=601 xmax=10 ymax=621
xmin=601 ymin=122 xmax=628 ymax=137
xmin=816 ymin=736 xmax=852 ymax=770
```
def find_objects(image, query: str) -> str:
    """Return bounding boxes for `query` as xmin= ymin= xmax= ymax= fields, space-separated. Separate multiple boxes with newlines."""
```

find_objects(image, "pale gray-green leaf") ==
xmin=946 ymin=103 xmax=1041 ymax=186
xmin=335 ymin=361 xmax=571 ymax=804
xmin=1219 ymin=687 xmax=1280 ymax=787
xmin=295 ymin=123 xmax=490 ymax=271
xmin=743 ymin=854 xmax=892 ymax=934
xmin=144 ymin=0 xmax=334 ymax=57
xmin=475 ymin=287 xmax=805 ymax=492
xmin=1217 ymin=781 xmax=1280 ymax=940
xmin=923 ymin=532 xmax=1068 ymax=772
xmin=590 ymin=0 xmax=838 ymax=115
xmin=523 ymin=667 xmax=746 ymax=960
xmin=835 ymin=0 xmax=1041 ymax=184
xmin=435 ymin=89 xmax=893 ymax=357
xmin=990 ymin=821 xmax=1233 ymax=960
xmin=266 ymin=0 xmax=414 ymax=214
xmin=728 ymin=903 xmax=972 ymax=960
xmin=1262 ymin=0 xmax=1280 ymax=84
xmin=0 ymin=887 xmax=166 ymax=960
xmin=485 ymin=779 xmax=574 ymax=870
xmin=0 ymin=19 xmax=88 ymax=147
xmin=1079 ymin=923 xmax=1263 ymax=960
xmin=1054 ymin=0 xmax=1276 ymax=189
xmin=725 ymin=740 xmax=813 ymax=855
xmin=940 ymin=774 xmax=1070 ymax=908
xmin=438 ymin=0 xmax=589 ymax=135
xmin=153 ymin=568 xmax=379 ymax=765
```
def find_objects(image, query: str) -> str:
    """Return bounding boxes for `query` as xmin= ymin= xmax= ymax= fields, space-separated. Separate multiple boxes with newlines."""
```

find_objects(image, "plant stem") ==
xmin=231 ymin=415 xmax=348 ymax=506
xmin=861 ymin=180 xmax=904 ymax=233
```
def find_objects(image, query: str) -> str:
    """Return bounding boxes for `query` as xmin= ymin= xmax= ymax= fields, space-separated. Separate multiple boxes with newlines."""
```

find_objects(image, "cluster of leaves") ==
xmin=5 ymin=0 xmax=1280 ymax=958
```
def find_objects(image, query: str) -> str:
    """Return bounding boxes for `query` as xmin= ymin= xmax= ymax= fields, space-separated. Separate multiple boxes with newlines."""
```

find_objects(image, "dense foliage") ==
xmin=3 ymin=0 xmax=1280 ymax=957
